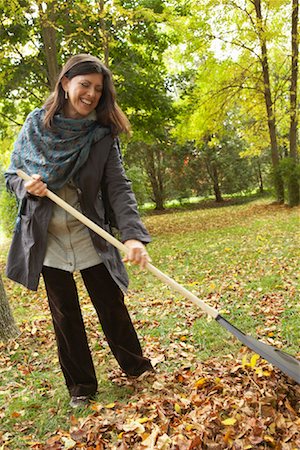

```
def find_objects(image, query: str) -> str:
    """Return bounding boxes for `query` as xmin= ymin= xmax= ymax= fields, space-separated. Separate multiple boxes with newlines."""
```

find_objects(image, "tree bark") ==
xmin=0 ymin=274 xmax=19 ymax=342
xmin=212 ymin=165 xmax=223 ymax=202
xmin=99 ymin=0 xmax=110 ymax=67
xmin=253 ymin=0 xmax=285 ymax=203
xmin=256 ymin=159 xmax=264 ymax=193
xmin=205 ymin=157 xmax=223 ymax=202
xmin=288 ymin=0 xmax=300 ymax=206
xmin=38 ymin=0 xmax=59 ymax=90
xmin=146 ymin=145 xmax=165 ymax=210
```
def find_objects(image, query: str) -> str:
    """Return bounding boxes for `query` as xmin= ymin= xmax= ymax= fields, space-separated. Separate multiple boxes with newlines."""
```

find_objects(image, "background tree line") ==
xmin=0 ymin=0 xmax=299 ymax=223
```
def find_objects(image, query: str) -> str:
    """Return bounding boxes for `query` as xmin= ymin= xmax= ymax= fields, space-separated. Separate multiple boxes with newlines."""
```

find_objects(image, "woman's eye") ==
xmin=81 ymin=82 xmax=89 ymax=87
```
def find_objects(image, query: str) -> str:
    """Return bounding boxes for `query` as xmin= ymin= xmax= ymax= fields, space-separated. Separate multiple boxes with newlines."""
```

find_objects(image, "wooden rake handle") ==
xmin=17 ymin=170 xmax=219 ymax=319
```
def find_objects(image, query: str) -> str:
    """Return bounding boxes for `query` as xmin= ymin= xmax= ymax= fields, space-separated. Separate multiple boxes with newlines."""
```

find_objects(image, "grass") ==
xmin=139 ymin=190 xmax=270 ymax=213
xmin=0 ymin=196 xmax=299 ymax=448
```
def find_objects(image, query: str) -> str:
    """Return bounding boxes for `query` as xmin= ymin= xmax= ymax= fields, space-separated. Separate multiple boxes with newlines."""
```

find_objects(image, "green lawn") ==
xmin=0 ymin=197 xmax=299 ymax=448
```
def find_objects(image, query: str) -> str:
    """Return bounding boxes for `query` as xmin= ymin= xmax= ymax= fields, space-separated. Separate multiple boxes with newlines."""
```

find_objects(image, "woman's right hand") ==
xmin=24 ymin=174 xmax=48 ymax=197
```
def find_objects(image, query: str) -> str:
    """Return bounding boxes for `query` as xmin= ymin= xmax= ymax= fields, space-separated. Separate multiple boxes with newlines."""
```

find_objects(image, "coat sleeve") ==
xmin=5 ymin=173 xmax=28 ymax=200
xmin=102 ymin=139 xmax=151 ymax=245
xmin=5 ymin=172 xmax=41 ymax=214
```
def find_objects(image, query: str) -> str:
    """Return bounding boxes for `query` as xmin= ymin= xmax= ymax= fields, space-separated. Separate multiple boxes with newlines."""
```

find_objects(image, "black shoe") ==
xmin=126 ymin=367 xmax=156 ymax=380
xmin=69 ymin=395 xmax=93 ymax=408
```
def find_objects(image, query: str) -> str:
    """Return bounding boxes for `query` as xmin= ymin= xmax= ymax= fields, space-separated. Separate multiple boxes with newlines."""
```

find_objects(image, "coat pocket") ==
xmin=15 ymin=197 xmax=40 ymax=245
xmin=94 ymin=192 xmax=106 ymax=221
xmin=19 ymin=196 xmax=40 ymax=218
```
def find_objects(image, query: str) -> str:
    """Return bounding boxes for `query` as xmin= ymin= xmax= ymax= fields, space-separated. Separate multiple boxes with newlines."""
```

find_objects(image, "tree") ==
xmin=252 ymin=0 xmax=284 ymax=203
xmin=1 ymin=0 xmax=296 ymax=208
xmin=191 ymin=128 xmax=259 ymax=201
xmin=125 ymin=138 xmax=171 ymax=210
xmin=287 ymin=0 xmax=300 ymax=206
xmin=0 ymin=273 xmax=19 ymax=341
xmin=0 ymin=0 xmax=175 ymax=211
xmin=170 ymin=0 xmax=296 ymax=204
xmin=38 ymin=0 xmax=59 ymax=89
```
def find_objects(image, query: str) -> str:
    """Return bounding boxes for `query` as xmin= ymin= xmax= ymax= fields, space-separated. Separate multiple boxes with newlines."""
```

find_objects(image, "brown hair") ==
xmin=43 ymin=54 xmax=131 ymax=136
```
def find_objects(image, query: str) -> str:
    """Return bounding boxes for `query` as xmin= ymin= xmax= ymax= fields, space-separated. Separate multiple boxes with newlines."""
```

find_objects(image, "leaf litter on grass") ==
xmin=24 ymin=356 xmax=300 ymax=449
xmin=0 ymin=200 xmax=299 ymax=449
xmin=1 ymin=289 xmax=299 ymax=448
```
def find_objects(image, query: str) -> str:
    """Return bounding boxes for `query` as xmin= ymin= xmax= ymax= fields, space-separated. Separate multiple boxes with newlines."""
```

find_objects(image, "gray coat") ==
xmin=5 ymin=134 xmax=151 ymax=291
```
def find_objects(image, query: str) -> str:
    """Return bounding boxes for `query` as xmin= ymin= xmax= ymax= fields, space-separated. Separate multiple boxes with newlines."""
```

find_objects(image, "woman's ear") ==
xmin=61 ymin=76 xmax=70 ymax=93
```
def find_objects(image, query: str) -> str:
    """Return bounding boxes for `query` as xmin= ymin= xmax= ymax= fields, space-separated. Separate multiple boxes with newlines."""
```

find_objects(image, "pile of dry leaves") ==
xmin=35 ymin=353 xmax=299 ymax=450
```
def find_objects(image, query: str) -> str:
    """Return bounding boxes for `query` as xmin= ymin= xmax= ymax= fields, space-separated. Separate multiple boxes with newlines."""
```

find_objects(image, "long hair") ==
xmin=43 ymin=54 xmax=131 ymax=136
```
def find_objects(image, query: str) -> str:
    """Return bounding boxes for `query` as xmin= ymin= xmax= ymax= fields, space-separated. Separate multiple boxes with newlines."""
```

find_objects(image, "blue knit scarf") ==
xmin=6 ymin=108 xmax=110 ymax=190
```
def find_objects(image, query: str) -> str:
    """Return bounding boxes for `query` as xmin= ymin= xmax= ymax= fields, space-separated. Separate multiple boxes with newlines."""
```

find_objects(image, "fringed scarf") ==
xmin=6 ymin=108 xmax=110 ymax=190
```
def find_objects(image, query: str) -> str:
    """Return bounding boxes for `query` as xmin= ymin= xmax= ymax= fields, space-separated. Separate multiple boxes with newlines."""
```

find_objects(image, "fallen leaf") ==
xmin=104 ymin=402 xmax=115 ymax=409
xmin=174 ymin=403 xmax=182 ymax=414
xmin=61 ymin=436 xmax=77 ymax=449
xmin=123 ymin=420 xmax=145 ymax=434
xmin=221 ymin=418 xmax=237 ymax=426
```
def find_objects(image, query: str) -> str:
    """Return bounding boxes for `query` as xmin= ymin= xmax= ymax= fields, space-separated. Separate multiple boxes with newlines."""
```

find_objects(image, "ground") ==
xmin=0 ymin=197 xmax=299 ymax=449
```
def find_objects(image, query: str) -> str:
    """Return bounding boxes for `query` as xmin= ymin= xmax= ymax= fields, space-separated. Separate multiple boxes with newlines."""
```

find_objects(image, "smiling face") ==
xmin=61 ymin=73 xmax=104 ymax=119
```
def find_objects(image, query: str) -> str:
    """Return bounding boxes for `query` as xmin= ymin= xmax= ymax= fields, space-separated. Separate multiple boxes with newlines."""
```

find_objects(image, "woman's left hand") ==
xmin=123 ymin=239 xmax=150 ymax=269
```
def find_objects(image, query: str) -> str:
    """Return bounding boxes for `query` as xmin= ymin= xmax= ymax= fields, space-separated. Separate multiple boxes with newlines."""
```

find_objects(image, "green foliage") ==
xmin=170 ymin=0 xmax=298 ymax=205
xmin=165 ymin=141 xmax=196 ymax=201
xmin=0 ymin=0 xmax=298 ymax=209
xmin=0 ymin=188 xmax=17 ymax=237
xmin=279 ymin=157 xmax=300 ymax=181
xmin=0 ymin=0 xmax=175 ymax=137
xmin=0 ymin=130 xmax=16 ymax=168
xmin=125 ymin=165 xmax=151 ymax=205
xmin=125 ymin=139 xmax=172 ymax=209
xmin=0 ymin=0 xmax=175 ymax=210
xmin=278 ymin=157 xmax=300 ymax=206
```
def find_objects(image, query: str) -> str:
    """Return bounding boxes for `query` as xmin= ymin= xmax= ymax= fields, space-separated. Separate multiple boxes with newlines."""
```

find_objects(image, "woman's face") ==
xmin=62 ymin=73 xmax=104 ymax=119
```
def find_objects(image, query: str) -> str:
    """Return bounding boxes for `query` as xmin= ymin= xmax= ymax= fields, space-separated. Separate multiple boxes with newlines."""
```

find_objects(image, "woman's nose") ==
xmin=87 ymin=87 xmax=95 ymax=98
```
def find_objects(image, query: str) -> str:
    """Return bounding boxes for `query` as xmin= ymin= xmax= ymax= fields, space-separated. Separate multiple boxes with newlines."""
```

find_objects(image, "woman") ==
xmin=5 ymin=54 xmax=154 ymax=408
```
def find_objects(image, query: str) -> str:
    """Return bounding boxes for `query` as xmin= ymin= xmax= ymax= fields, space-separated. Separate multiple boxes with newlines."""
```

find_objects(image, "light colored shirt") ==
xmin=43 ymin=179 xmax=102 ymax=271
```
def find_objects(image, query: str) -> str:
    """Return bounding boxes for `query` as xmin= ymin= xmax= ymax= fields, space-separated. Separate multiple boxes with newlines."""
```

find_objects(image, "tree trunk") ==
xmin=211 ymin=164 xmax=223 ymax=202
xmin=0 ymin=274 xmax=19 ymax=342
xmin=99 ymin=0 xmax=110 ymax=67
xmin=205 ymin=157 xmax=223 ymax=202
xmin=288 ymin=0 xmax=300 ymax=206
xmin=146 ymin=146 xmax=165 ymax=210
xmin=256 ymin=158 xmax=264 ymax=193
xmin=38 ymin=1 xmax=59 ymax=90
xmin=253 ymin=0 xmax=285 ymax=203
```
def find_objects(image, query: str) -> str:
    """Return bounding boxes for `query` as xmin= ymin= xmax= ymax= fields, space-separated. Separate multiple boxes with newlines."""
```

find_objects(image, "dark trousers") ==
xmin=42 ymin=264 xmax=153 ymax=397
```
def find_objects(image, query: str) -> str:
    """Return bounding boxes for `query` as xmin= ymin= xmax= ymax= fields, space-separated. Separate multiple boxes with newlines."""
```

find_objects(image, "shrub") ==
xmin=279 ymin=157 xmax=300 ymax=181
xmin=0 ymin=188 xmax=17 ymax=237
xmin=125 ymin=166 xmax=151 ymax=206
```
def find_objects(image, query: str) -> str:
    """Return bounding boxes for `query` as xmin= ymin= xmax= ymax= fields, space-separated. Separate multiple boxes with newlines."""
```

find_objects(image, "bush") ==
xmin=278 ymin=157 xmax=300 ymax=206
xmin=279 ymin=157 xmax=300 ymax=181
xmin=125 ymin=166 xmax=151 ymax=206
xmin=0 ymin=188 xmax=17 ymax=237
